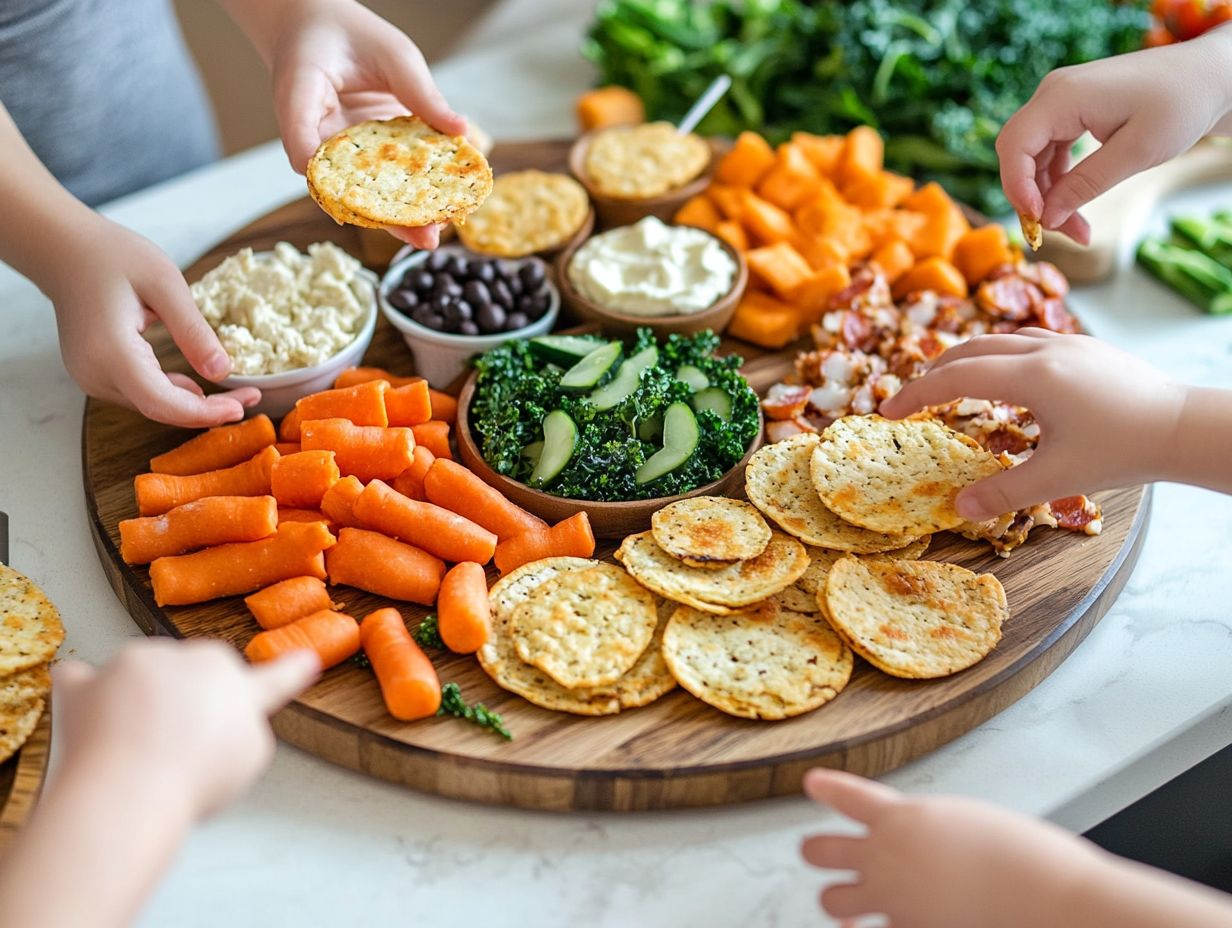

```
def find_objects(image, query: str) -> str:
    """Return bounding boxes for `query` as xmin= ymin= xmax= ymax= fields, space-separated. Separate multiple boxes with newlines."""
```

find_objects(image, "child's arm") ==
xmin=879 ymin=329 xmax=1232 ymax=520
xmin=0 ymin=641 xmax=317 ymax=928
xmin=801 ymin=769 xmax=1232 ymax=928
xmin=215 ymin=0 xmax=466 ymax=249
xmin=0 ymin=103 xmax=259 ymax=427
xmin=997 ymin=24 xmax=1232 ymax=244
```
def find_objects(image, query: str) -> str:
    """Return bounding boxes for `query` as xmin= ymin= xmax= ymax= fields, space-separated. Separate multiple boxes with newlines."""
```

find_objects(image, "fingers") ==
xmin=276 ymin=66 xmax=334 ymax=173
xmin=379 ymin=44 xmax=466 ymax=136
xmin=801 ymin=834 xmax=867 ymax=871
xmin=955 ymin=456 xmax=1063 ymax=521
xmin=385 ymin=224 xmax=442 ymax=249
xmin=51 ymin=659 xmax=97 ymax=694
xmin=1055 ymin=211 xmax=1092 ymax=246
xmin=249 ymin=650 xmax=320 ymax=714
xmin=167 ymin=372 xmax=206 ymax=397
xmin=819 ymin=883 xmax=871 ymax=920
xmin=137 ymin=272 xmax=231 ymax=382
xmin=112 ymin=350 xmax=251 ymax=428
xmin=879 ymin=358 xmax=1012 ymax=419
xmin=803 ymin=769 xmax=900 ymax=824
xmin=1040 ymin=124 xmax=1148 ymax=231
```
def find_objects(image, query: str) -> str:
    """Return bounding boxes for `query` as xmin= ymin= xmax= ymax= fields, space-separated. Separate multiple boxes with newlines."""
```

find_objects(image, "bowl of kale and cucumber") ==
xmin=456 ymin=328 xmax=763 ymax=537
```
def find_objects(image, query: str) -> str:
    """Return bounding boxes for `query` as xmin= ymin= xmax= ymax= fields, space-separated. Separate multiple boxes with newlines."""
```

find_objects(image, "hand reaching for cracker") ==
xmin=997 ymin=24 xmax=1232 ymax=245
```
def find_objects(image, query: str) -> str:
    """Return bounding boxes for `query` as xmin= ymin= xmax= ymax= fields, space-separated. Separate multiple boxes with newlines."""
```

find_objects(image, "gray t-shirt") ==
xmin=0 ymin=0 xmax=220 ymax=206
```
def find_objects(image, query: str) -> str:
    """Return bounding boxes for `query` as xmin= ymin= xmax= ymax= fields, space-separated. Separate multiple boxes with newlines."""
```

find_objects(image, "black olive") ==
xmin=476 ymin=303 xmax=506 ymax=332
xmin=425 ymin=251 xmax=450 ymax=273
xmin=458 ymin=320 xmax=480 ymax=336
xmin=447 ymin=255 xmax=468 ymax=278
xmin=462 ymin=280 xmax=490 ymax=307
xmin=505 ymin=312 xmax=529 ymax=331
xmin=386 ymin=288 xmax=418 ymax=311
xmin=491 ymin=279 xmax=514 ymax=308
xmin=422 ymin=312 xmax=445 ymax=330
xmin=519 ymin=261 xmax=545 ymax=291
xmin=411 ymin=305 xmax=435 ymax=327
xmin=431 ymin=293 xmax=453 ymax=313
xmin=406 ymin=270 xmax=435 ymax=293
xmin=472 ymin=260 xmax=496 ymax=284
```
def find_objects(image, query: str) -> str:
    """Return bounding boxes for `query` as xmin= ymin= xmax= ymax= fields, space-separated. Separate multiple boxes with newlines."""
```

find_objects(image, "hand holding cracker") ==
xmin=996 ymin=24 xmax=1232 ymax=246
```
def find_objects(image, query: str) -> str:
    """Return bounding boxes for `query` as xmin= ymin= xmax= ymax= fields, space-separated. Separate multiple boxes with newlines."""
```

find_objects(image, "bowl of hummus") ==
xmin=557 ymin=216 xmax=747 ymax=336
xmin=191 ymin=241 xmax=379 ymax=417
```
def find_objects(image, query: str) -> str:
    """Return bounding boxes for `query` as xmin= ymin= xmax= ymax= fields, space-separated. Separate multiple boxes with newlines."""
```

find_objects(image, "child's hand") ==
xmin=267 ymin=0 xmax=467 ymax=249
xmin=800 ymin=769 xmax=1105 ymax=928
xmin=879 ymin=329 xmax=1185 ymax=521
xmin=52 ymin=640 xmax=318 ymax=820
xmin=997 ymin=25 xmax=1232 ymax=244
xmin=49 ymin=217 xmax=259 ymax=427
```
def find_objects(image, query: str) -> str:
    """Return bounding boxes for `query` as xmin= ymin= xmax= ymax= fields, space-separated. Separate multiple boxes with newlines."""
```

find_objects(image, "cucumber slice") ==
xmin=692 ymin=387 xmax=732 ymax=420
xmin=560 ymin=341 xmax=622 ymax=391
xmin=529 ymin=411 xmax=577 ymax=487
xmin=635 ymin=402 xmax=699 ymax=485
xmin=588 ymin=345 xmax=659 ymax=410
xmin=528 ymin=334 xmax=606 ymax=367
xmin=675 ymin=364 xmax=710 ymax=392
xmin=521 ymin=440 xmax=545 ymax=466
xmin=637 ymin=413 xmax=663 ymax=443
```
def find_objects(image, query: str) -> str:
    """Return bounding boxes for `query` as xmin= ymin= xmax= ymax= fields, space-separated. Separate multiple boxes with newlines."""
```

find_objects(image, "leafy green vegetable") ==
xmin=1137 ymin=234 xmax=1232 ymax=315
xmin=584 ymin=0 xmax=1149 ymax=213
xmin=437 ymin=683 xmax=513 ymax=740
xmin=469 ymin=328 xmax=759 ymax=501
xmin=413 ymin=614 xmax=443 ymax=649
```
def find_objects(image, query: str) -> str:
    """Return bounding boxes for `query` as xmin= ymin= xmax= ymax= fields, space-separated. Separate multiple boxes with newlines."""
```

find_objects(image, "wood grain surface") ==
xmin=81 ymin=140 xmax=1150 ymax=811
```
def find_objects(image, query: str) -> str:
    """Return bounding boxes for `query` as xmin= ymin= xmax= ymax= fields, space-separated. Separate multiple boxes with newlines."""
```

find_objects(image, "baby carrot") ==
xmin=333 ymin=366 xmax=421 ymax=389
xmin=428 ymin=389 xmax=457 ymax=425
xmin=300 ymin=418 xmax=415 ymax=482
xmin=436 ymin=562 xmax=490 ymax=653
xmin=149 ymin=414 xmax=275 ymax=476
xmin=149 ymin=520 xmax=335 ymax=606
xmin=494 ymin=512 xmax=596 ymax=576
xmin=423 ymin=458 xmax=546 ymax=541
xmin=360 ymin=607 xmax=441 ymax=720
xmin=320 ymin=475 xmax=365 ymax=528
xmin=277 ymin=508 xmax=335 ymax=532
xmin=271 ymin=450 xmax=340 ymax=509
xmin=385 ymin=380 xmax=433 ymax=427
xmin=391 ymin=445 xmax=435 ymax=501
xmin=275 ymin=442 xmax=301 ymax=455
xmin=119 ymin=495 xmax=278 ymax=565
xmin=282 ymin=380 xmax=389 ymax=440
xmin=279 ymin=407 xmax=301 ymax=443
xmin=134 ymin=445 xmax=278 ymax=517
xmin=244 ymin=576 xmax=334 ymax=630
xmin=353 ymin=479 xmax=497 ymax=564
xmin=245 ymin=608 xmax=360 ymax=669
xmin=411 ymin=420 xmax=452 ymax=460
xmin=325 ymin=527 xmax=445 ymax=605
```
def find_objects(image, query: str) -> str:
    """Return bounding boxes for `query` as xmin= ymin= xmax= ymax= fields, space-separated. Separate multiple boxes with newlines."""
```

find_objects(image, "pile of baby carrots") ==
xmin=119 ymin=366 xmax=596 ymax=722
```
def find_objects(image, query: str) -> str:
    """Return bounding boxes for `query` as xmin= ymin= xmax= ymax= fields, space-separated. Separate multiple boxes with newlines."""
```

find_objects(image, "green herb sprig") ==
xmin=413 ymin=614 xmax=443 ymax=649
xmin=437 ymin=683 xmax=513 ymax=740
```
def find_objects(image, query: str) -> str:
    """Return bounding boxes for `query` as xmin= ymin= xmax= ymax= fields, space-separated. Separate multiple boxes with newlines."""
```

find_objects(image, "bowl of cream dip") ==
xmin=556 ymin=216 xmax=747 ymax=337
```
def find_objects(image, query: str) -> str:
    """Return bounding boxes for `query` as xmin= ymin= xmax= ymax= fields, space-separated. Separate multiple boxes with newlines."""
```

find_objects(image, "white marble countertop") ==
xmin=2 ymin=5 xmax=1231 ymax=927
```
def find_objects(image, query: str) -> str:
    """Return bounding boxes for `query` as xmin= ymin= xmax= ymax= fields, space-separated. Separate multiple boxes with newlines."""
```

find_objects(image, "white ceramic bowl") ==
xmin=218 ymin=261 xmax=379 ymax=418
xmin=379 ymin=245 xmax=560 ymax=388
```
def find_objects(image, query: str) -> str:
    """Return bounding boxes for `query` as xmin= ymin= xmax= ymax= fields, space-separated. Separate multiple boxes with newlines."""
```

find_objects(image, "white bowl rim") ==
xmin=378 ymin=244 xmax=560 ymax=348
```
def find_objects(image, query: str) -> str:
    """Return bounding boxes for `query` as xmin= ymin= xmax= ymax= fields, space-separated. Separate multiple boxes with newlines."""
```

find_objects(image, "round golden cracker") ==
xmin=746 ymin=434 xmax=918 ymax=553
xmin=455 ymin=170 xmax=589 ymax=257
xmin=811 ymin=416 xmax=1004 ymax=536
xmin=0 ymin=663 xmax=51 ymax=711
xmin=584 ymin=122 xmax=710 ymax=199
xmin=774 ymin=583 xmax=820 ymax=614
xmin=511 ymin=562 xmax=658 ymax=689
xmin=0 ymin=696 xmax=44 ymax=765
xmin=824 ymin=557 xmax=1007 ymax=679
xmin=610 ymin=596 xmax=679 ymax=709
xmin=480 ymin=558 xmax=674 ymax=715
xmin=650 ymin=497 xmax=771 ymax=569
xmin=662 ymin=600 xmax=852 ymax=720
xmin=307 ymin=116 xmax=493 ymax=229
xmin=615 ymin=530 xmax=808 ymax=611
xmin=0 ymin=565 xmax=65 ymax=677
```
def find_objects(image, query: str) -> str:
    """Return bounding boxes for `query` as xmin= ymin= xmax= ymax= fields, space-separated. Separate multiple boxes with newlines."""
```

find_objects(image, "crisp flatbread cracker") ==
xmin=0 ymin=565 xmax=64 ymax=677
xmin=0 ymin=664 xmax=51 ymax=712
xmin=307 ymin=116 xmax=493 ymax=229
xmin=824 ymin=557 xmax=1007 ymax=679
xmin=615 ymin=530 xmax=808 ymax=612
xmin=1019 ymin=212 xmax=1043 ymax=251
xmin=511 ymin=563 xmax=658 ymax=689
xmin=456 ymin=170 xmax=589 ymax=256
xmin=662 ymin=600 xmax=852 ymax=720
xmin=746 ymin=433 xmax=918 ymax=552
xmin=0 ymin=697 xmax=43 ymax=765
xmin=811 ymin=416 xmax=1003 ymax=536
xmin=584 ymin=122 xmax=710 ymax=199
xmin=650 ymin=497 xmax=771 ymax=569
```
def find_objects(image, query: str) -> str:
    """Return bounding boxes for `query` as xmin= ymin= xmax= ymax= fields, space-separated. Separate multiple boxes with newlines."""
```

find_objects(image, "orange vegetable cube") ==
xmin=707 ymin=184 xmax=744 ymax=220
xmin=790 ymin=132 xmax=845 ymax=177
xmin=952 ymin=225 xmax=1014 ymax=286
xmin=727 ymin=291 xmax=801 ymax=349
xmin=892 ymin=257 xmax=969 ymax=300
xmin=794 ymin=235 xmax=849 ymax=271
xmin=755 ymin=142 xmax=823 ymax=211
xmin=842 ymin=171 xmax=915 ymax=210
xmin=739 ymin=190 xmax=796 ymax=245
xmin=576 ymin=86 xmax=645 ymax=131
xmin=745 ymin=242 xmax=814 ymax=300
xmin=788 ymin=265 xmax=852 ymax=325
xmin=871 ymin=240 xmax=915 ymax=284
xmin=714 ymin=220 xmax=749 ymax=253
xmin=902 ymin=181 xmax=958 ymax=217
xmin=715 ymin=131 xmax=776 ymax=187
xmin=837 ymin=126 xmax=884 ymax=185
xmin=674 ymin=195 xmax=722 ymax=232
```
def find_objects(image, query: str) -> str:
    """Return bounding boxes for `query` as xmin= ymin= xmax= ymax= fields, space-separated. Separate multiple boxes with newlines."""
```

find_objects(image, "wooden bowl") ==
xmin=455 ymin=372 xmax=764 ymax=539
xmin=569 ymin=130 xmax=721 ymax=229
xmin=554 ymin=227 xmax=748 ymax=338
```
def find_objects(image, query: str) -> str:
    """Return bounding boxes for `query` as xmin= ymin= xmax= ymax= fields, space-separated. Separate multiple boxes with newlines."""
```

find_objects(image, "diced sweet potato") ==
xmin=739 ymin=190 xmax=797 ymax=245
xmin=902 ymin=181 xmax=959 ymax=217
xmin=842 ymin=171 xmax=915 ymax=210
xmin=707 ymin=184 xmax=744 ymax=220
xmin=788 ymin=265 xmax=852 ymax=325
xmin=837 ymin=126 xmax=884 ymax=185
xmin=755 ymin=142 xmax=823 ymax=211
xmin=576 ymin=86 xmax=645 ymax=131
xmin=674 ymin=195 xmax=722 ymax=232
xmin=796 ymin=201 xmax=871 ymax=260
xmin=909 ymin=208 xmax=969 ymax=261
xmin=715 ymin=131 xmax=776 ymax=187
xmin=727 ymin=292 xmax=802 ymax=349
xmin=714 ymin=220 xmax=749 ymax=253
xmin=871 ymin=240 xmax=915 ymax=284
xmin=792 ymin=178 xmax=846 ymax=231
xmin=745 ymin=242 xmax=814 ymax=300
xmin=791 ymin=132 xmax=845 ymax=177
xmin=794 ymin=235 xmax=849 ymax=271
xmin=892 ymin=257 xmax=969 ymax=300
xmin=952 ymin=225 xmax=1014 ymax=286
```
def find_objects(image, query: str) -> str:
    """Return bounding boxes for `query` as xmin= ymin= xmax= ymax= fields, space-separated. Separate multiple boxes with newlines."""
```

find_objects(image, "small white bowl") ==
xmin=218 ymin=263 xmax=379 ymax=418
xmin=379 ymin=245 xmax=560 ymax=388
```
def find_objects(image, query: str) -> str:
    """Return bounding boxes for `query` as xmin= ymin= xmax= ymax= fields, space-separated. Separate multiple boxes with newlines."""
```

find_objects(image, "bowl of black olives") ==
xmin=378 ymin=245 xmax=560 ymax=387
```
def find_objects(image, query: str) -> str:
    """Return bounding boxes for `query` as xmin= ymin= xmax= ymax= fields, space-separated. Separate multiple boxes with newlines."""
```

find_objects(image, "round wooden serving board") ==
xmin=0 ymin=709 xmax=51 ymax=853
xmin=82 ymin=140 xmax=1150 ymax=812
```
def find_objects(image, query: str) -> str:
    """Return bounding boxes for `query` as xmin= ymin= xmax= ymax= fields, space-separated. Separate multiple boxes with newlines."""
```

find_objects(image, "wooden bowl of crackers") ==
xmin=455 ymin=373 xmax=764 ymax=538
xmin=568 ymin=123 xmax=719 ymax=229
xmin=454 ymin=170 xmax=596 ymax=260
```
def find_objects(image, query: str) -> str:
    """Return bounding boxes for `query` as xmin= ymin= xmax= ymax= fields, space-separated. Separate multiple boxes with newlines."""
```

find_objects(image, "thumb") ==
xmin=274 ymin=65 xmax=333 ymax=174
xmin=379 ymin=45 xmax=466 ymax=136
xmin=1040 ymin=124 xmax=1151 ymax=230
xmin=803 ymin=768 xmax=900 ymax=825
xmin=249 ymin=650 xmax=320 ymax=714
xmin=955 ymin=458 xmax=1063 ymax=522
xmin=138 ymin=271 xmax=232 ymax=382
xmin=51 ymin=660 xmax=97 ymax=713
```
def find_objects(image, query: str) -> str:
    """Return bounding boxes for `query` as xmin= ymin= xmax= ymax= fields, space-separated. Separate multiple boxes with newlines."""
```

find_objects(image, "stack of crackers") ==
xmin=0 ymin=565 xmax=63 ymax=763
